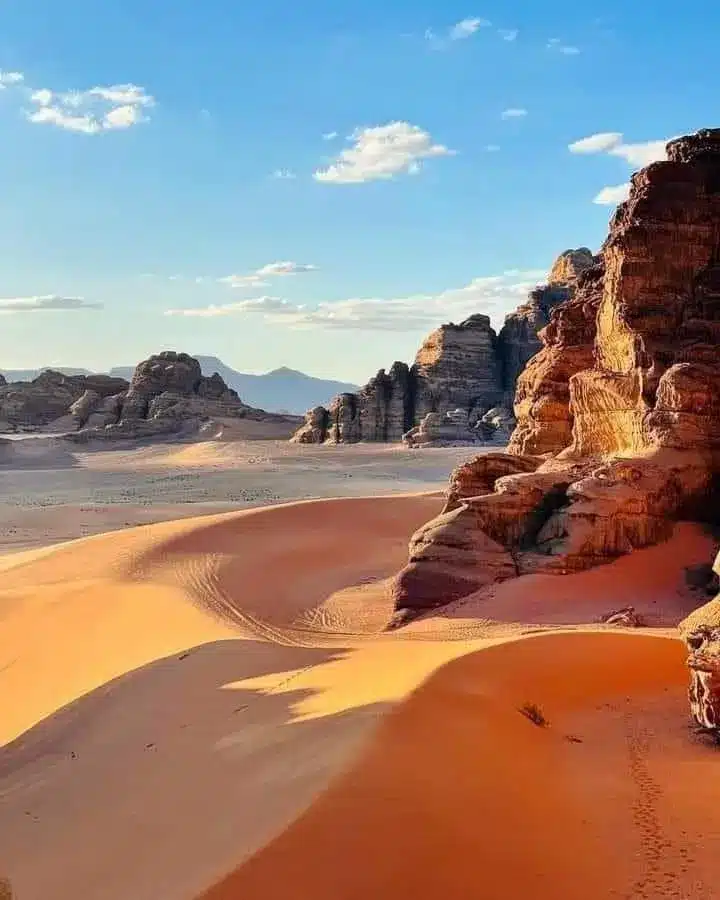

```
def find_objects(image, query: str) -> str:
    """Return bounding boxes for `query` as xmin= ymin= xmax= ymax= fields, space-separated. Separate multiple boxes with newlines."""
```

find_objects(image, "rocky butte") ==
xmin=291 ymin=248 xmax=594 ymax=447
xmin=391 ymin=127 xmax=720 ymax=619
xmin=0 ymin=351 xmax=301 ymax=440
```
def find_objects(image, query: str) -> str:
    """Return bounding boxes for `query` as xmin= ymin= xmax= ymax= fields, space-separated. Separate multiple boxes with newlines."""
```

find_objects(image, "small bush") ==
xmin=519 ymin=702 xmax=549 ymax=727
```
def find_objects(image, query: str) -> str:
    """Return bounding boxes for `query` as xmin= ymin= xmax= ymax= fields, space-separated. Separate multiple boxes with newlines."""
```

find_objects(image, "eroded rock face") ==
xmin=392 ymin=127 xmax=720 ymax=617
xmin=412 ymin=314 xmax=503 ymax=424
xmin=0 ymin=352 xmax=301 ymax=441
xmin=293 ymin=252 xmax=593 ymax=447
xmin=499 ymin=247 xmax=595 ymax=398
xmin=69 ymin=351 xmax=300 ymax=441
xmin=290 ymin=406 xmax=330 ymax=444
xmin=680 ymin=555 xmax=720 ymax=734
xmin=508 ymin=262 xmax=605 ymax=457
xmin=0 ymin=370 xmax=129 ymax=431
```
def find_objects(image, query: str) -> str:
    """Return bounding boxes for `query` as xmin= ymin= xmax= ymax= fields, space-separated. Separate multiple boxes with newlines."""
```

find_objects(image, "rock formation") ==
xmin=0 ymin=352 xmax=301 ymax=440
xmin=392 ymin=127 xmax=720 ymax=617
xmin=292 ymin=250 xmax=593 ymax=446
xmin=0 ymin=370 xmax=129 ymax=431
xmin=680 ymin=553 xmax=720 ymax=735
xmin=498 ymin=247 xmax=595 ymax=397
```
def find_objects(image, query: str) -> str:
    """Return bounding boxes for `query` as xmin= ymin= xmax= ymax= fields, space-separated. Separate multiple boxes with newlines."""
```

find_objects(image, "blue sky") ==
xmin=0 ymin=0 xmax=717 ymax=382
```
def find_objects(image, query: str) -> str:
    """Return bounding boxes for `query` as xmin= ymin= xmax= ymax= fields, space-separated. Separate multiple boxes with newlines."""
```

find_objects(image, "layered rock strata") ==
xmin=392 ymin=128 xmax=720 ymax=617
xmin=292 ymin=250 xmax=593 ymax=446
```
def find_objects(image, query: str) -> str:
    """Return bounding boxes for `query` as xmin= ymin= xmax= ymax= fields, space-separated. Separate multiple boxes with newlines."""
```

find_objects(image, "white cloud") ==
xmin=26 ymin=82 xmax=155 ymax=134
xmin=313 ymin=121 xmax=455 ymax=184
xmin=322 ymin=131 xmax=338 ymax=140
xmin=165 ymin=269 xmax=549 ymax=332
xmin=569 ymin=132 xmax=670 ymax=204
xmin=166 ymin=296 xmax=291 ymax=318
xmin=218 ymin=260 xmax=318 ymax=289
xmin=593 ymin=183 xmax=631 ymax=205
xmin=0 ymin=71 xmax=24 ymax=89
xmin=272 ymin=168 xmax=296 ymax=179
xmin=448 ymin=17 xmax=491 ymax=40
xmin=608 ymin=139 xmax=668 ymax=167
xmin=258 ymin=261 xmax=317 ymax=276
xmin=559 ymin=45 xmax=580 ymax=54
xmin=501 ymin=108 xmax=527 ymax=119
xmin=0 ymin=295 xmax=102 ymax=313
xmin=569 ymin=132 xmax=623 ymax=154
xmin=29 ymin=88 xmax=53 ymax=106
xmin=499 ymin=29 xmax=518 ymax=41
xmin=569 ymin=132 xmax=669 ymax=167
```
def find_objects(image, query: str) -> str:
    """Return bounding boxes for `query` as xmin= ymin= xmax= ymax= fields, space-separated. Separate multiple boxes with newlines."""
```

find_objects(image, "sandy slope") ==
xmin=201 ymin=633 xmax=720 ymax=900
xmin=0 ymin=492 xmax=717 ymax=900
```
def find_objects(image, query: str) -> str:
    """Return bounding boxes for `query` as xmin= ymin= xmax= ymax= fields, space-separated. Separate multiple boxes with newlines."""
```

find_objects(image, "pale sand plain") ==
xmin=1 ymin=438 xmax=719 ymax=900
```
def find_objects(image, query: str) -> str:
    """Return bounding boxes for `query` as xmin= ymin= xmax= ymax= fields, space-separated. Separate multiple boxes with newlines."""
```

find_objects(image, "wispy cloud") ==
xmin=448 ymin=17 xmax=491 ymax=40
xmin=593 ymin=184 xmax=631 ymax=205
xmin=313 ymin=121 xmax=455 ymax=184
xmin=569 ymin=131 xmax=670 ymax=204
xmin=25 ymin=82 xmax=155 ymax=134
xmin=217 ymin=260 xmax=318 ymax=289
xmin=322 ymin=131 xmax=338 ymax=141
xmin=547 ymin=38 xmax=580 ymax=55
xmin=498 ymin=29 xmax=518 ymax=41
xmin=0 ymin=295 xmax=102 ymax=313
xmin=424 ymin=17 xmax=491 ymax=48
xmin=568 ymin=132 xmax=623 ymax=154
xmin=501 ymin=108 xmax=527 ymax=120
xmin=272 ymin=168 xmax=296 ymax=179
xmin=165 ymin=270 xmax=548 ymax=332
xmin=0 ymin=71 xmax=24 ymax=89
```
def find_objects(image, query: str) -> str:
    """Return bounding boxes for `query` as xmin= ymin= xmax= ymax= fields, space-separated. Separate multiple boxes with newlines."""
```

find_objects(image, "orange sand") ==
xmin=201 ymin=633 xmax=720 ymax=900
xmin=0 ymin=491 xmax=718 ymax=900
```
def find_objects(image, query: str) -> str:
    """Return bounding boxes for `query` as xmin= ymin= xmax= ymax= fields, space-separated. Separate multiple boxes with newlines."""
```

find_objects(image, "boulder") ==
xmin=290 ymin=406 xmax=330 ymax=444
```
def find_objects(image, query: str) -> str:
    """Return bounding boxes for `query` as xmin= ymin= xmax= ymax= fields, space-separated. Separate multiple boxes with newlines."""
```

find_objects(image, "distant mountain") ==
xmin=1 ymin=367 xmax=93 ymax=381
xmin=193 ymin=358 xmax=359 ymax=414
xmin=3 ymin=358 xmax=358 ymax=415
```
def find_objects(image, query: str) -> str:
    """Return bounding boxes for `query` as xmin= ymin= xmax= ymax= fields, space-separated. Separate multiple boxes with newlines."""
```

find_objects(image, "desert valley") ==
xmin=4 ymin=126 xmax=720 ymax=900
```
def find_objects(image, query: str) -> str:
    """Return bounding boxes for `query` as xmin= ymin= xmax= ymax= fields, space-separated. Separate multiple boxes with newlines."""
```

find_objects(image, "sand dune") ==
xmin=1 ymin=491 xmax=717 ymax=900
xmin=201 ymin=632 xmax=718 ymax=900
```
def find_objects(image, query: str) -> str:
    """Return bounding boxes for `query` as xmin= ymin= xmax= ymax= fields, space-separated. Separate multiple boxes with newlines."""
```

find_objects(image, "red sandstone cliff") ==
xmin=392 ymin=127 xmax=720 ymax=617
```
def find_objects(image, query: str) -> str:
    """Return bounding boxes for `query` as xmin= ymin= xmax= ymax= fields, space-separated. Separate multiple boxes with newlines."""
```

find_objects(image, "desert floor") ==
xmin=1 ymin=439 xmax=719 ymax=900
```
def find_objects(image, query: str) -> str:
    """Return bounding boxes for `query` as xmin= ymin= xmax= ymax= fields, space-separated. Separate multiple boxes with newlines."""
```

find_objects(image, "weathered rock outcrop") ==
xmin=402 ymin=406 xmax=516 ymax=448
xmin=498 ymin=247 xmax=595 ymax=397
xmin=680 ymin=548 xmax=720 ymax=734
xmin=392 ymin=127 xmax=720 ymax=618
xmin=508 ymin=261 xmax=605 ymax=456
xmin=70 ymin=351 xmax=300 ymax=441
xmin=293 ymin=252 xmax=592 ymax=447
xmin=0 ymin=370 xmax=129 ymax=431
xmin=0 ymin=352 xmax=301 ymax=440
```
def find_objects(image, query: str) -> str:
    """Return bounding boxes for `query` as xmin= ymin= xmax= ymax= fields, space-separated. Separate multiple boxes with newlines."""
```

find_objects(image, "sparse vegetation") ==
xmin=519 ymin=702 xmax=549 ymax=728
